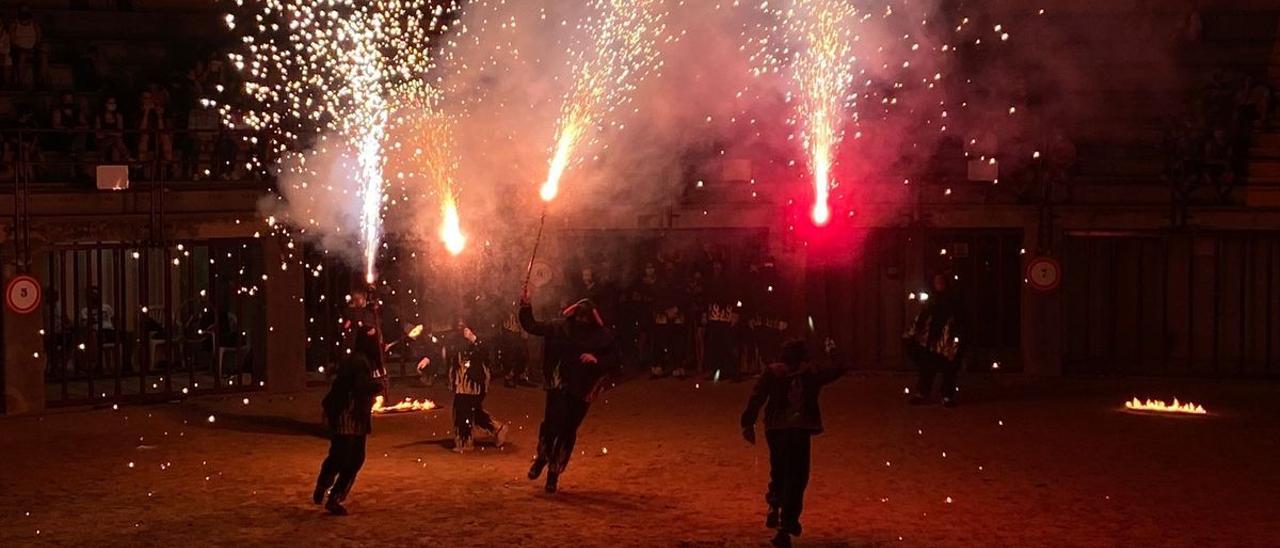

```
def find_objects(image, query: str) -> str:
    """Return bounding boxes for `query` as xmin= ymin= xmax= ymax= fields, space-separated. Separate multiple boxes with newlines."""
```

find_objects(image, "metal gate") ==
xmin=42 ymin=240 xmax=266 ymax=406
xmin=1063 ymin=233 xmax=1280 ymax=378
xmin=818 ymin=228 xmax=1023 ymax=370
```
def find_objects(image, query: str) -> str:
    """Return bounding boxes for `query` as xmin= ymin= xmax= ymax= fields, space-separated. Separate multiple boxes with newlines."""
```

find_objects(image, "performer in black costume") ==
xmin=314 ymin=328 xmax=383 ymax=515
xmin=904 ymin=272 xmax=965 ymax=407
xmin=518 ymin=292 xmax=615 ymax=493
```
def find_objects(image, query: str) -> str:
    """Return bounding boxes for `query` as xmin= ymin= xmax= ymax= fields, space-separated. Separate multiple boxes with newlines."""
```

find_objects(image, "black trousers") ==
xmin=705 ymin=321 xmax=736 ymax=377
xmin=315 ymin=434 xmax=367 ymax=502
xmin=766 ymin=429 xmax=813 ymax=529
xmin=536 ymin=389 xmax=591 ymax=475
xmin=453 ymin=393 xmax=497 ymax=441
xmin=915 ymin=351 xmax=958 ymax=399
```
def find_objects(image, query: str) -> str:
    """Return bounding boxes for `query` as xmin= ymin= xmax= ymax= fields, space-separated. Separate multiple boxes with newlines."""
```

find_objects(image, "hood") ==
xmin=562 ymin=298 xmax=604 ymax=327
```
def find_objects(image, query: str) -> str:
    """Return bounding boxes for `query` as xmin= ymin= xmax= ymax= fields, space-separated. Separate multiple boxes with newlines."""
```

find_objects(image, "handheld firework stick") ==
xmin=383 ymin=324 xmax=425 ymax=352
xmin=522 ymin=208 xmax=549 ymax=297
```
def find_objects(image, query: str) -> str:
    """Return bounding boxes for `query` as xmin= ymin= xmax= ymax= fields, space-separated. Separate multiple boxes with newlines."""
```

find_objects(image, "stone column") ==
xmin=261 ymin=235 xmax=306 ymax=393
xmin=1020 ymin=221 xmax=1063 ymax=375
xmin=3 ymin=257 xmax=47 ymax=414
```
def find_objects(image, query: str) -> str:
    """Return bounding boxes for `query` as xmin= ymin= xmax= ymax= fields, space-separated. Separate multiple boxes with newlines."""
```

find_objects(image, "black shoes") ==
xmin=312 ymin=486 xmax=326 ymax=505
xmin=770 ymin=531 xmax=792 ymax=548
xmin=783 ymin=521 xmax=802 ymax=537
xmin=528 ymin=459 xmax=547 ymax=480
xmin=765 ymin=505 xmax=780 ymax=529
xmin=325 ymin=498 xmax=348 ymax=516
xmin=544 ymin=472 xmax=559 ymax=493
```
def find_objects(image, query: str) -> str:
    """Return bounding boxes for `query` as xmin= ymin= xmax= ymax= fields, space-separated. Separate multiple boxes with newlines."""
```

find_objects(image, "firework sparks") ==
xmin=228 ymin=0 xmax=462 ymax=279
xmin=780 ymin=0 xmax=860 ymax=227
xmin=539 ymin=0 xmax=668 ymax=203
xmin=440 ymin=191 xmax=467 ymax=255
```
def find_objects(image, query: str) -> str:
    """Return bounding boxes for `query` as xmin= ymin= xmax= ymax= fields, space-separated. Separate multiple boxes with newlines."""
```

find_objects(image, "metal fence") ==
xmin=41 ymin=239 xmax=266 ymax=406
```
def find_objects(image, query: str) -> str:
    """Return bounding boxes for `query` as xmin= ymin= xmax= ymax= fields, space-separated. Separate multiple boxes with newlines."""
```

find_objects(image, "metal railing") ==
xmin=0 ymin=127 xmax=275 ymax=188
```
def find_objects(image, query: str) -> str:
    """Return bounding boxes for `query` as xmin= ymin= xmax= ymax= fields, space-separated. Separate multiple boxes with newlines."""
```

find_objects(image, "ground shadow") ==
xmin=538 ymin=488 xmax=656 ymax=512
xmin=392 ymin=437 xmax=520 ymax=454
xmin=200 ymin=409 xmax=330 ymax=439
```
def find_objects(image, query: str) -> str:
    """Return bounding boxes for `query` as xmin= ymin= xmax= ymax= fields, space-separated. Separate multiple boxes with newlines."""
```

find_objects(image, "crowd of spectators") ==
xmin=390 ymin=241 xmax=792 ymax=386
xmin=0 ymin=4 xmax=255 ymax=185
xmin=1164 ymin=70 xmax=1275 ymax=201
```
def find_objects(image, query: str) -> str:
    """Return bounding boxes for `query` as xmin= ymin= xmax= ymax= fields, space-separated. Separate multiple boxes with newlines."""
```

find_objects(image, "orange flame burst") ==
xmin=1124 ymin=397 xmax=1207 ymax=415
xmin=372 ymin=395 xmax=438 ymax=414
xmin=540 ymin=0 xmax=665 ymax=203
xmin=541 ymin=115 xmax=584 ymax=202
xmin=440 ymin=192 xmax=466 ymax=256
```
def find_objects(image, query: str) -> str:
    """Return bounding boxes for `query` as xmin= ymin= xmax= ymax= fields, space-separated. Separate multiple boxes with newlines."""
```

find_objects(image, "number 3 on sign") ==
xmin=6 ymin=275 xmax=41 ymax=314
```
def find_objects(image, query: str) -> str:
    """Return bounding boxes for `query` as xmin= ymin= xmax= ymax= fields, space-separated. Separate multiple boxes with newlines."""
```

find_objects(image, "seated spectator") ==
xmin=0 ymin=18 xmax=11 ymax=88
xmin=95 ymin=96 xmax=131 ymax=164
xmin=80 ymin=286 xmax=117 ymax=342
xmin=9 ymin=4 xmax=45 ymax=88
xmin=213 ymin=127 xmax=238 ymax=180
xmin=51 ymin=93 xmax=89 ymax=155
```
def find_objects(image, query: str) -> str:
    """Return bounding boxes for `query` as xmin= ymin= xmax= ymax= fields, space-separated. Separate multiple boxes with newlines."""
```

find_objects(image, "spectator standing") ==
xmin=0 ymin=18 xmax=12 ymax=88
xmin=51 ymin=93 xmax=89 ymax=178
xmin=137 ymin=90 xmax=174 ymax=180
xmin=15 ymin=110 xmax=41 ymax=182
xmin=9 ymin=4 xmax=45 ymax=88
xmin=0 ymin=134 xmax=16 ymax=182
xmin=95 ymin=97 xmax=130 ymax=164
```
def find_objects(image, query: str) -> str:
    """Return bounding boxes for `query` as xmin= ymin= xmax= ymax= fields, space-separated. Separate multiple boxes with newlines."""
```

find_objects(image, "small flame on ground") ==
xmin=372 ymin=395 xmax=438 ymax=414
xmin=1124 ymin=397 xmax=1207 ymax=415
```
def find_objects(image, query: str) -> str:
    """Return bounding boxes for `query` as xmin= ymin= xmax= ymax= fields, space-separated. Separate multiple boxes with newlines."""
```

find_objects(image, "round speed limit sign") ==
xmin=6 ymin=275 xmax=41 ymax=314
xmin=1025 ymin=256 xmax=1061 ymax=291
xmin=529 ymin=261 xmax=554 ymax=288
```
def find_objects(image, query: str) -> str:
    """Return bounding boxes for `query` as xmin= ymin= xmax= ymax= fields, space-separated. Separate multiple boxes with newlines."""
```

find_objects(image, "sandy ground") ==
xmin=2 ymin=372 xmax=1278 ymax=547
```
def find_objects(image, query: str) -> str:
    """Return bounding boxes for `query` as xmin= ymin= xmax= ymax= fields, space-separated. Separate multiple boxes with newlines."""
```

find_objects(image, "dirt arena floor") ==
xmin=2 ymin=372 xmax=1278 ymax=547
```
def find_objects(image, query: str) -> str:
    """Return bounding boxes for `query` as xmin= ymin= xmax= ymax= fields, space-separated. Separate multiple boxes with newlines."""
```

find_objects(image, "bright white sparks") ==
xmin=540 ymin=0 xmax=668 ymax=203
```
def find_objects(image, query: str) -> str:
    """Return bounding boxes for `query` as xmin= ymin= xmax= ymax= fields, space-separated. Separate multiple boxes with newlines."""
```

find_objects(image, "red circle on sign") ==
xmin=6 ymin=275 xmax=42 ymax=314
xmin=1025 ymin=257 xmax=1061 ymax=291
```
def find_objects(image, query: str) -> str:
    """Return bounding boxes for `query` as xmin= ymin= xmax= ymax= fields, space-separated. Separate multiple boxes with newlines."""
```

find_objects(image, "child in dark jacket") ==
xmin=314 ymin=328 xmax=383 ymax=515
xmin=741 ymin=338 xmax=846 ymax=548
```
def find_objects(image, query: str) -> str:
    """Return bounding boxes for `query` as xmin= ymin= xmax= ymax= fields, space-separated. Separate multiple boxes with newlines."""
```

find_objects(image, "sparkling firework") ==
xmin=540 ymin=0 xmax=668 ymax=202
xmin=228 ymin=0 xmax=461 ymax=280
xmin=778 ymin=0 xmax=860 ymax=227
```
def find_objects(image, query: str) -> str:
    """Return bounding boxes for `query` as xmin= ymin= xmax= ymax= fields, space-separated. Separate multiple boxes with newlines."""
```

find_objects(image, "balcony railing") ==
xmin=0 ymin=128 xmax=275 ymax=189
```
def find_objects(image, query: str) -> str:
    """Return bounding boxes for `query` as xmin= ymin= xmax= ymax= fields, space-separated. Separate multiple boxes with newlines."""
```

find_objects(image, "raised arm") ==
xmin=518 ymin=302 xmax=555 ymax=338
xmin=815 ymin=339 xmax=849 ymax=385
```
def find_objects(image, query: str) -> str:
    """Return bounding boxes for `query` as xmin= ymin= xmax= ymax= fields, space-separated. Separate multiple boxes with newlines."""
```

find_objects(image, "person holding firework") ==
xmin=741 ymin=337 xmax=847 ymax=547
xmin=518 ymin=291 xmax=616 ymax=493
